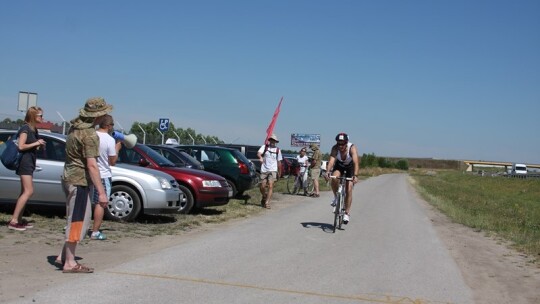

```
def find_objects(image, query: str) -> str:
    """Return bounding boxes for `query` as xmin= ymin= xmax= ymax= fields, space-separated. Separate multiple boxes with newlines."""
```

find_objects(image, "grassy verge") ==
xmin=410 ymin=169 xmax=540 ymax=263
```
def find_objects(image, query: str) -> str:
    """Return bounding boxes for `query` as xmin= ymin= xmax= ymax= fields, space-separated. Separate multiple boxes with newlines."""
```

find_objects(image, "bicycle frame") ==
xmin=330 ymin=175 xmax=353 ymax=233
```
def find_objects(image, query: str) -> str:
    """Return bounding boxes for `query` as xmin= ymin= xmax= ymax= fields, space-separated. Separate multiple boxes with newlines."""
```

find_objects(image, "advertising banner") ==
xmin=290 ymin=133 xmax=320 ymax=147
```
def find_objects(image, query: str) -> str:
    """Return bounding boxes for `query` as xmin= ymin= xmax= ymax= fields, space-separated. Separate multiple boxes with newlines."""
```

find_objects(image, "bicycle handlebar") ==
xmin=329 ymin=176 xmax=354 ymax=181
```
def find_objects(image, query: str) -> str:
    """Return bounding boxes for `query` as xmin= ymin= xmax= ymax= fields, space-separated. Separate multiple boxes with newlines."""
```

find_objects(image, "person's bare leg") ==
xmin=92 ymin=204 xmax=104 ymax=233
xmin=10 ymin=175 xmax=34 ymax=224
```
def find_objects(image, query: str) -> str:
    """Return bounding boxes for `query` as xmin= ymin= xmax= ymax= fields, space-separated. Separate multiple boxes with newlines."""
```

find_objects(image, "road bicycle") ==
xmin=330 ymin=175 xmax=353 ymax=233
xmin=287 ymin=164 xmax=314 ymax=195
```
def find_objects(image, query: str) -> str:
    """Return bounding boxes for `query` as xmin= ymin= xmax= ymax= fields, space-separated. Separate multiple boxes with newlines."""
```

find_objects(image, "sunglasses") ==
xmin=337 ymin=142 xmax=346 ymax=146
xmin=36 ymin=114 xmax=43 ymax=117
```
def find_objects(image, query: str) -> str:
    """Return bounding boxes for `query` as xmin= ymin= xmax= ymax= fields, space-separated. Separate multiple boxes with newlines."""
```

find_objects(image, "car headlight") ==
xmin=157 ymin=177 xmax=173 ymax=189
xmin=202 ymin=180 xmax=222 ymax=187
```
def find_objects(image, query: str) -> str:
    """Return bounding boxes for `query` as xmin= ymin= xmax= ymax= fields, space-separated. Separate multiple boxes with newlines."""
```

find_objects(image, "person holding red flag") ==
xmin=257 ymin=134 xmax=282 ymax=209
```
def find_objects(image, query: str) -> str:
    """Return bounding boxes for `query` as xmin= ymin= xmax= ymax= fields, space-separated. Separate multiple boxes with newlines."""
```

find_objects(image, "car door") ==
xmin=0 ymin=132 xmax=66 ymax=205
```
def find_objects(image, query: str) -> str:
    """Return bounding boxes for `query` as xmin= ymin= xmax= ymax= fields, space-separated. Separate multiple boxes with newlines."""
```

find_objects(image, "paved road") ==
xmin=12 ymin=174 xmax=473 ymax=304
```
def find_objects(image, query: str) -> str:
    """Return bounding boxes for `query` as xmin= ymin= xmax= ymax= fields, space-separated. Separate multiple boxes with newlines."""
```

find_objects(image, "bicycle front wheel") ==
xmin=333 ymin=194 xmax=341 ymax=233
xmin=287 ymin=175 xmax=298 ymax=194
xmin=338 ymin=192 xmax=344 ymax=229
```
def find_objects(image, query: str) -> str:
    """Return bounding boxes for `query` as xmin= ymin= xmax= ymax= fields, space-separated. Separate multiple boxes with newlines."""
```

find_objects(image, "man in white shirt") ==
xmin=257 ymin=133 xmax=282 ymax=209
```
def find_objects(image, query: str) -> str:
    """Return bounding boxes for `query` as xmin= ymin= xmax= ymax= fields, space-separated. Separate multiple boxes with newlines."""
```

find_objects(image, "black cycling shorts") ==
xmin=332 ymin=162 xmax=354 ymax=178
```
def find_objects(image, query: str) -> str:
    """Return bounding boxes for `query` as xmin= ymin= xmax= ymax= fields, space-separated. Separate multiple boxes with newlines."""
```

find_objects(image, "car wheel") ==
xmin=225 ymin=178 xmax=237 ymax=197
xmin=177 ymin=184 xmax=194 ymax=213
xmin=105 ymin=185 xmax=142 ymax=221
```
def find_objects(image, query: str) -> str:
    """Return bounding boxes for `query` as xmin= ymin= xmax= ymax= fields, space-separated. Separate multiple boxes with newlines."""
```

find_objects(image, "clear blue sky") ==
xmin=1 ymin=0 xmax=539 ymax=163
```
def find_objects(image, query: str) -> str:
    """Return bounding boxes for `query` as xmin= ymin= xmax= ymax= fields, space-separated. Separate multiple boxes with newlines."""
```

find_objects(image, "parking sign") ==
xmin=159 ymin=118 xmax=170 ymax=132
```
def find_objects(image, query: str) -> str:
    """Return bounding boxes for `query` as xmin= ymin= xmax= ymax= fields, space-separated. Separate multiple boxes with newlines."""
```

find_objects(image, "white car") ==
xmin=0 ymin=130 xmax=186 ymax=221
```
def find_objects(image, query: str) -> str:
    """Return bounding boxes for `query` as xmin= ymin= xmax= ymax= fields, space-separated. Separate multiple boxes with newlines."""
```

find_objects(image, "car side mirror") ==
xmin=138 ymin=158 xmax=150 ymax=167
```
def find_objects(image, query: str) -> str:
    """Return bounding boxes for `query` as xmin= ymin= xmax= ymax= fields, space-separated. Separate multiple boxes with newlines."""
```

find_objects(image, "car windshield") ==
xmin=138 ymin=144 xmax=178 ymax=167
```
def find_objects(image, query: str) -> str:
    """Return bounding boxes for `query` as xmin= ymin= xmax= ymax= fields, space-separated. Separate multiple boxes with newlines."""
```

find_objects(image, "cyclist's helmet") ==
xmin=335 ymin=132 xmax=349 ymax=142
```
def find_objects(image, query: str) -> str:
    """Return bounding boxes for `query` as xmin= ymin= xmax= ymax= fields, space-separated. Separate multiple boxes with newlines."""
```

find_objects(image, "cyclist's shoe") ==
xmin=343 ymin=213 xmax=350 ymax=224
xmin=330 ymin=196 xmax=337 ymax=207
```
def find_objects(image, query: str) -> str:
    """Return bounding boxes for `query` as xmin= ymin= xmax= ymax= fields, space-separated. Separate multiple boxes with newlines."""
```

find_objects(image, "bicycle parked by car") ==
xmin=287 ymin=163 xmax=314 ymax=195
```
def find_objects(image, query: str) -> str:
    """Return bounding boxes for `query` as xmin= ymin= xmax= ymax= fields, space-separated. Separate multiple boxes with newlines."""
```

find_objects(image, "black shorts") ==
xmin=332 ymin=162 xmax=354 ymax=178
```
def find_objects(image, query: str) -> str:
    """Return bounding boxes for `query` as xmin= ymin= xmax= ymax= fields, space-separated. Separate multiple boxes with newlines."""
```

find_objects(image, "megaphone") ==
xmin=112 ymin=131 xmax=137 ymax=149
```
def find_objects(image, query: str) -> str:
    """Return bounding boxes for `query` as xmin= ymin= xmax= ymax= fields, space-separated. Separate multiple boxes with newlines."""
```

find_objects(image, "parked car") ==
xmin=0 ymin=130 xmax=185 ymax=221
xmin=281 ymin=155 xmax=299 ymax=177
xmin=220 ymin=143 xmax=285 ymax=177
xmin=215 ymin=143 xmax=261 ymax=171
xmin=147 ymin=144 xmax=204 ymax=170
xmin=167 ymin=144 xmax=258 ymax=197
xmin=116 ymin=143 xmax=231 ymax=213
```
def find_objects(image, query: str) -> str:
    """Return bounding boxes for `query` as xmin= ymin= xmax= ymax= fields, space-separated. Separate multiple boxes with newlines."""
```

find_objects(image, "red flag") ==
xmin=265 ymin=97 xmax=283 ymax=145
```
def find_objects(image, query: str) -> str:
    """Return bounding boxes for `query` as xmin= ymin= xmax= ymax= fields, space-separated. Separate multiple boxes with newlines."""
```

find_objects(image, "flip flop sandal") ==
xmin=63 ymin=263 xmax=94 ymax=273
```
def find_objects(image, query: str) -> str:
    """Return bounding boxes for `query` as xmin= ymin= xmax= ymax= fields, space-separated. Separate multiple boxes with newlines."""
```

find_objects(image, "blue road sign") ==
xmin=159 ymin=118 xmax=170 ymax=132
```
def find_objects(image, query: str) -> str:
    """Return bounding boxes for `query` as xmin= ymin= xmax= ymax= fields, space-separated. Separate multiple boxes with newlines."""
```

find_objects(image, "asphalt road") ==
xmin=12 ymin=174 xmax=473 ymax=304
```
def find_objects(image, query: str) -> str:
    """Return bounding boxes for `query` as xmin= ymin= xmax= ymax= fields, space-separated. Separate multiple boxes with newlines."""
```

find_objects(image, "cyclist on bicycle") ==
xmin=325 ymin=133 xmax=359 ymax=224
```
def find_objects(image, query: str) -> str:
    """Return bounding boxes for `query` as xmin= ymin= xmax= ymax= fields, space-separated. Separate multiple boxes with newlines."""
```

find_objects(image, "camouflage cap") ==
xmin=310 ymin=143 xmax=319 ymax=150
xmin=79 ymin=97 xmax=113 ymax=118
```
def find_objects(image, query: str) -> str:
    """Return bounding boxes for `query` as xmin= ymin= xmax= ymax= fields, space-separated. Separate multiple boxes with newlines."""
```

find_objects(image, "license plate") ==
xmin=228 ymin=190 xmax=233 ymax=197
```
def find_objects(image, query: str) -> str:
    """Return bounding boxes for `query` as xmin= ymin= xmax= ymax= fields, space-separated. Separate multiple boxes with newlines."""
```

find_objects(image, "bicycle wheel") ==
xmin=306 ymin=174 xmax=314 ymax=194
xmin=338 ymin=192 xmax=344 ymax=229
xmin=287 ymin=174 xmax=298 ymax=194
xmin=333 ymin=193 xmax=341 ymax=233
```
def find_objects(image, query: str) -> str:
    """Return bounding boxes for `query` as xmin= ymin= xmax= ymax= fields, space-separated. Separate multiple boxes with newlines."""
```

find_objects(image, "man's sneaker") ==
xmin=7 ymin=221 xmax=26 ymax=231
xmin=343 ymin=213 xmax=350 ymax=224
xmin=90 ymin=231 xmax=107 ymax=240
xmin=330 ymin=196 xmax=337 ymax=207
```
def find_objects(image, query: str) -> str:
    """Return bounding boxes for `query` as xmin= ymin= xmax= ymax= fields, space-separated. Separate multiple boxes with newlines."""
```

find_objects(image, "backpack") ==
xmin=263 ymin=145 xmax=280 ymax=158
xmin=1 ymin=132 xmax=22 ymax=170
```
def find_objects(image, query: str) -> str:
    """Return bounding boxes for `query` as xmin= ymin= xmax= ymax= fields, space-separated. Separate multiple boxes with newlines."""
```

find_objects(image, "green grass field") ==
xmin=411 ymin=170 xmax=540 ymax=263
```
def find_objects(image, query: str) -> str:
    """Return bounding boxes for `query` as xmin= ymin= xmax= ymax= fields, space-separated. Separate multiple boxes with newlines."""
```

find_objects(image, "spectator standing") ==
xmin=89 ymin=114 xmax=121 ymax=240
xmin=295 ymin=148 xmax=309 ymax=196
xmin=7 ymin=107 xmax=46 ymax=231
xmin=257 ymin=134 xmax=282 ymax=209
xmin=309 ymin=143 xmax=322 ymax=198
xmin=56 ymin=97 xmax=112 ymax=273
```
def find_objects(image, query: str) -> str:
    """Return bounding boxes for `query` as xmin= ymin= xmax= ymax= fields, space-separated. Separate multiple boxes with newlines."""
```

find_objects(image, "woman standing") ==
xmin=7 ymin=106 xmax=46 ymax=231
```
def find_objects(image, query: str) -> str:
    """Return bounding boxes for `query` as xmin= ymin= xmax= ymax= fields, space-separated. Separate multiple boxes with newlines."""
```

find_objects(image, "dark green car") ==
xmin=165 ymin=144 xmax=258 ymax=197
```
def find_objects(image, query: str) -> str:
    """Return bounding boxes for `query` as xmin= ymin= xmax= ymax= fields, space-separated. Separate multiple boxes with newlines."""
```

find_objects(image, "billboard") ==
xmin=290 ymin=133 xmax=320 ymax=147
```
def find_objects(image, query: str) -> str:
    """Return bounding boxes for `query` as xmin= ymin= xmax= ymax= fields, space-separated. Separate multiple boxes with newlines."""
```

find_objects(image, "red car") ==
xmin=117 ymin=143 xmax=232 ymax=213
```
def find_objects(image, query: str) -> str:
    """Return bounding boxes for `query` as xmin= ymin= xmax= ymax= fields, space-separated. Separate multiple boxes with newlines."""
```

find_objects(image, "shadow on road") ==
xmin=300 ymin=222 xmax=335 ymax=233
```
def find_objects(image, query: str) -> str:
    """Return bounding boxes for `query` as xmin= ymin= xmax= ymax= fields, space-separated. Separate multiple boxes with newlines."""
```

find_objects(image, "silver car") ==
xmin=0 ymin=130 xmax=186 ymax=221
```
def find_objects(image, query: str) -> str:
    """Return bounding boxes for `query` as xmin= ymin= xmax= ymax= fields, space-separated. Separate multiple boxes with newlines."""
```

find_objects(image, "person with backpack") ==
xmin=7 ymin=106 xmax=46 ymax=231
xmin=257 ymin=133 xmax=282 ymax=209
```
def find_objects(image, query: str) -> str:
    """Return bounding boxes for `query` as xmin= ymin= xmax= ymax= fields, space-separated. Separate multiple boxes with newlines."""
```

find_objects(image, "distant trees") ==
xmin=360 ymin=153 xmax=408 ymax=170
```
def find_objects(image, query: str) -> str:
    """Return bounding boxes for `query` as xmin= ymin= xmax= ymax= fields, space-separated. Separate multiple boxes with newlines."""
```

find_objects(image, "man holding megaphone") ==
xmin=112 ymin=131 xmax=137 ymax=149
xmin=89 ymin=114 xmax=122 ymax=240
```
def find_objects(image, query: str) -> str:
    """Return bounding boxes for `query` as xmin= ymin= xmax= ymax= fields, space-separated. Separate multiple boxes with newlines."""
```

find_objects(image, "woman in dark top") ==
xmin=7 ymin=106 xmax=46 ymax=231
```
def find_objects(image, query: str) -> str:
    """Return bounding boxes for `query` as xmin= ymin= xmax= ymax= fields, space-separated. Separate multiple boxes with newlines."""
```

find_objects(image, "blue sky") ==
xmin=1 ymin=0 xmax=539 ymax=163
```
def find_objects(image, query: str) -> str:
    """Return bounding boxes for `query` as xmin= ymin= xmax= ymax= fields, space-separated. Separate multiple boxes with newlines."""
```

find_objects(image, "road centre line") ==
xmin=107 ymin=271 xmax=447 ymax=304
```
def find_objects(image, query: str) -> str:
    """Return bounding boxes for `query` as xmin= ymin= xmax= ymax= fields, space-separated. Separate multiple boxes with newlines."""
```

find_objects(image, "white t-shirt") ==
xmin=258 ymin=145 xmax=283 ymax=173
xmin=96 ymin=131 xmax=117 ymax=178
xmin=296 ymin=155 xmax=309 ymax=173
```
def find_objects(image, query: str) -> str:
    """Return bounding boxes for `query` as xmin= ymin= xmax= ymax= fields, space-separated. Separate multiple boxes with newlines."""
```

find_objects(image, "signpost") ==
xmin=159 ymin=118 xmax=170 ymax=132
xmin=18 ymin=92 xmax=38 ymax=112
